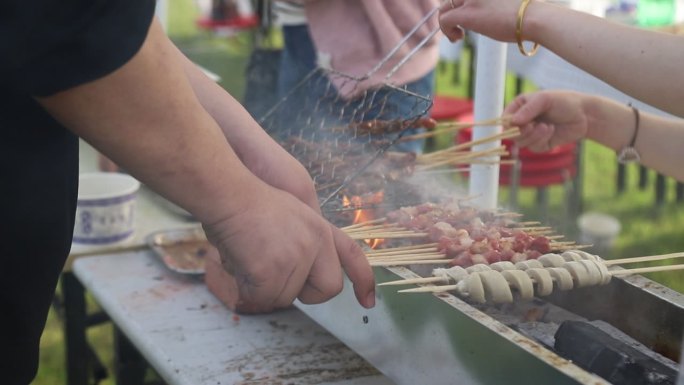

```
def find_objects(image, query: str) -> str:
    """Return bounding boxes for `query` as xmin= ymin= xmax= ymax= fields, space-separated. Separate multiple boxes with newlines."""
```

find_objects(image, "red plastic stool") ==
xmin=430 ymin=95 xmax=474 ymax=121
xmin=427 ymin=95 xmax=474 ymax=151
xmin=457 ymin=126 xmax=579 ymax=218
xmin=196 ymin=15 xmax=258 ymax=31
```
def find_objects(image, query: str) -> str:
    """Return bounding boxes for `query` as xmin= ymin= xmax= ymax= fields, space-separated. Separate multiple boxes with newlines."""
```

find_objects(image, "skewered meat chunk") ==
xmin=344 ymin=117 xmax=438 ymax=135
xmin=384 ymin=203 xmax=557 ymax=267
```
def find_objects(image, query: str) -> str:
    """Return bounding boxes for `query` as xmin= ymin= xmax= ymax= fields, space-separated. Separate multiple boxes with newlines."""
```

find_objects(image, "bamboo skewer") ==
xmin=366 ymin=247 xmax=440 ymax=257
xmin=512 ymin=221 xmax=541 ymax=227
xmin=417 ymin=147 xmax=510 ymax=171
xmin=399 ymin=285 xmax=458 ymax=293
xmin=611 ymin=264 xmax=684 ymax=276
xmin=519 ymin=226 xmax=553 ymax=232
xmin=341 ymin=217 xmax=387 ymax=231
xmin=417 ymin=127 xmax=520 ymax=162
xmin=605 ymin=251 xmax=684 ymax=266
xmin=345 ymin=225 xmax=405 ymax=234
xmin=369 ymin=253 xmax=448 ymax=263
xmin=348 ymin=232 xmax=428 ymax=240
xmin=379 ymin=276 xmax=447 ymax=286
xmin=400 ymin=117 xmax=512 ymax=142
xmin=496 ymin=212 xmax=525 ymax=218
xmin=552 ymin=244 xmax=593 ymax=251
xmin=434 ymin=116 xmax=509 ymax=130
xmin=365 ymin=243 xmax=439 ymax=255
xmin=398 ymin=124 xmax=473 ymax=142
xmin=418 ymin=145 xmax=510 ymax=164
xmin=369 ymin=259 xmax=450 ymax=267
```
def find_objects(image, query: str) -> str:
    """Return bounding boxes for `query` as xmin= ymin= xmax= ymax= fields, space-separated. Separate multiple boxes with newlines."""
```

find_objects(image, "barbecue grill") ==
xmin=296 ymin=266 xmax=683 ymax=385
xmin=230 ymin=6 xmax=684 ymax=384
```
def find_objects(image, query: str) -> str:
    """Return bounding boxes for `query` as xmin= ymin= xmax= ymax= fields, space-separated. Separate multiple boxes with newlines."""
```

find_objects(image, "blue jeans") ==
xmin=275 ymin=25 xmax=435 ymax=153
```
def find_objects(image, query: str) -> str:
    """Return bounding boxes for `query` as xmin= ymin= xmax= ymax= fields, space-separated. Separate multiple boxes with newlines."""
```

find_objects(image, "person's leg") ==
xmin=273 ymin=24 xmax=322 ymax=138
xmin=277 ymin=24 xmax=318 ymax=98
xmin=388 ymin=70 xmax=436 ymax=153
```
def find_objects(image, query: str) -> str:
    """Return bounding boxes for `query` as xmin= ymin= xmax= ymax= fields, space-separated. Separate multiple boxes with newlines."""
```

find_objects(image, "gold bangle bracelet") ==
xmin=516 ymin=0 xmax=539 ymax=57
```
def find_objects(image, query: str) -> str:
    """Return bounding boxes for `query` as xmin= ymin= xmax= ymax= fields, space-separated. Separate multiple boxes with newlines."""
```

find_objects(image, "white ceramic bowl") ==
xmin=73 ymin=172 xmax=141 ymax=245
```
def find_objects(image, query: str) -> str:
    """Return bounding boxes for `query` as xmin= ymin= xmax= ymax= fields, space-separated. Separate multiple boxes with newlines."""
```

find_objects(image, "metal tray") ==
xmin=146 ymin=226 xmax=216 ymax=274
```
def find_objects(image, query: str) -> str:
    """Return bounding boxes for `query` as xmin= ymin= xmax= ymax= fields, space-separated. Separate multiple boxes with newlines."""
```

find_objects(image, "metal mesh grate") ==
xmin=257 ymin=8 xmax=441 ymax=217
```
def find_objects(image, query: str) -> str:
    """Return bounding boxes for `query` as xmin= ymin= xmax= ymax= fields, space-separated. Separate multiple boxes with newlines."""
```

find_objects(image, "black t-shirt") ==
xmin=0 ymin=1 xmax=155 ymax=383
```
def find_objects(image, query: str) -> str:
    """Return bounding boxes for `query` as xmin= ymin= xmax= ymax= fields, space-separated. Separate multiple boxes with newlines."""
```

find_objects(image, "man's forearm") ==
xmin=176 ymin=45 xmax=321 ymax=210
xmin=36 ymin=19 xmax=264 ymax=224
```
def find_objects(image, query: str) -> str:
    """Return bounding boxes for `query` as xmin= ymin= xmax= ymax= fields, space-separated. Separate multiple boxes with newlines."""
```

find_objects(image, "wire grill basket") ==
xmin=257 ymin=7 xmax=441 ymax=217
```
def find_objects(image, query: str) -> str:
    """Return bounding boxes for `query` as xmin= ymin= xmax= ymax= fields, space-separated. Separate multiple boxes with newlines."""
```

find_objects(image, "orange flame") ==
xmin=343 ymin=191 xmax=385 ymax=249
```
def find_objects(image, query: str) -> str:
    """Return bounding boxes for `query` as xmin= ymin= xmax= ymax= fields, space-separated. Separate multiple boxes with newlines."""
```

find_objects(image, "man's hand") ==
xmin=203 ymin=183 xmax=375 ymax=313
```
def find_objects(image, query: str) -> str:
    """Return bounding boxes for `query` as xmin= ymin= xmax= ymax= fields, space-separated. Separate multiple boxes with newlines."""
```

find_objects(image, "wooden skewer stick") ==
xmin=417 ymin=148 xmax=509 ymax=171
xmin=550 ymin=241 xmax=579 ymax=247
xmin=434 ymin=116 xmax=509 ymax=130
xmin=365 ymin=243 xmax=439 ymax=255
xmin=378 ymin=276 xmax=447 ymax=286
xmin=398 ymin=124 xmax=473 ymax=143
xmin=496 ymin=212 xmax=525 ymax=218
xmin=360 ymin=229 xmax=422 ymax=235
xmin=610 ymin=263 xmax=684 ymax=276
xmin=418 ymin=127 xmax=520 ymax=162
xmin=399 ymin=284 xmax=458 ymax=293
xmin=369 ymin=253 xmax=448 ymax=263
xmin=552 ymin=244 xmax=593 ymax=251
xmin=345 ymin=225 xmax=404 ymax=234
xmin=512 ymin=221 xmax=541 ymax=227
xmin=419 ymin=145 xmax=510 ymax=164
xmin=465 ymin=159 xmax=518 ymax=166
xmin=519 ymin=226 xmax=553 ymax=232
xmin=419 ymin=147 xmax=507 ymax=163
xmin=449 ymin=127 xmax=520 ymax=152
xmin=369 ymin=259 xmax=451 ymax=267
xmin=366 ymin=247 xmax=440 ymax=257
xmin=604 ymin=251 xmax=684 ymax=266
xmin=349 ymin=233 xmax=428 ymax=240
xmin=341 ymin=217 xmax=387 ymax=231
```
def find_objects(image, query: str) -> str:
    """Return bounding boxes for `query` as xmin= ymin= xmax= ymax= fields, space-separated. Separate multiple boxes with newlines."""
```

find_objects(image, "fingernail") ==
xmin=366 ymin=290 xmax=376 ymax=308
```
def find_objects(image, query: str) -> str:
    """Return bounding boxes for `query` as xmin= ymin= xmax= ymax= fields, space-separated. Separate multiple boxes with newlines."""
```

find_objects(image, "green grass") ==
xmin=35 ymin=2 xmax=684 ymax=384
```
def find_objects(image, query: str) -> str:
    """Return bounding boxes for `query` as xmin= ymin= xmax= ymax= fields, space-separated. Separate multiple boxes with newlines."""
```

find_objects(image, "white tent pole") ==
xmin=468 ymin=35 xmax=508 ymax=210
xmin=156 ymin=0 xmax=169 ymax=31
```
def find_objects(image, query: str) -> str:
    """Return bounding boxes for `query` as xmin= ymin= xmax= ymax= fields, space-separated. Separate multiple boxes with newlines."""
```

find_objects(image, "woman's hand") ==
xmin=439 ymin=0 xmax=525 ymax=43
xmin=505 ymin=91 xmax=589 ymax=152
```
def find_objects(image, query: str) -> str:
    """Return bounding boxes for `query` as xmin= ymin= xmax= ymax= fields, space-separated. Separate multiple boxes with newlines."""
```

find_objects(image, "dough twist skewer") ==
xmin=388 ymin=250 xmax=684 ymax=304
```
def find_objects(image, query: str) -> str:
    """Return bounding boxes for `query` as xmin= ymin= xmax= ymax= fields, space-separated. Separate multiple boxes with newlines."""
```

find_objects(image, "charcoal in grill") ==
xmin=554 ymin=321 xmax=678 ymax=385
